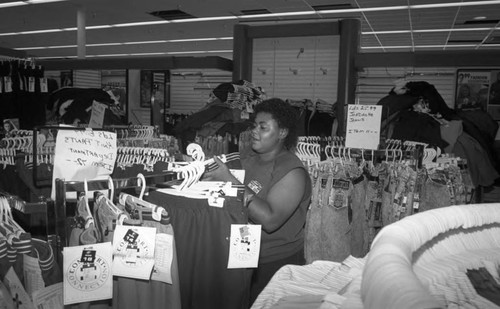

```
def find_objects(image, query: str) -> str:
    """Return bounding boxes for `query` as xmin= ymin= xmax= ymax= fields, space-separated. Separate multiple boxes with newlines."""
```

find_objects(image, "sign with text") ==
xmin=51 ymin=129 xmax=117 ymax=198
xmin=345 ymin=104 xmax=382 ymax=150
xmin=89 ymin=101 xmax=107 ymax=128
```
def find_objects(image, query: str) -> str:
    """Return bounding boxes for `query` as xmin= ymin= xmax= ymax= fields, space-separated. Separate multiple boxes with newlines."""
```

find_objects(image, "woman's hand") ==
xmin=202 ymin=156 xmax=240 ymax=183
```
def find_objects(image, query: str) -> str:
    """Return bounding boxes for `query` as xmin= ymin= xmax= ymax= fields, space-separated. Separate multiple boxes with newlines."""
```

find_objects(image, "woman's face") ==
xmin=251 ymin=112 xmax=282 ymax=154
xmin=4 ymin=122 xmax=11 ymax=131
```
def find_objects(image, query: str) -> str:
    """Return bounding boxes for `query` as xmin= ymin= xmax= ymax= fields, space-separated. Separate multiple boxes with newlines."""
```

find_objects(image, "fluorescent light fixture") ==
xmin=169 ymin=16 xmax=237 ymax=23
xmin=0 ymin=0 xmax=65 ymax=9
xmin=87 ymin=42 xmax=124 ymax=47
xmin=86 ymin=25 xmax=115 ymax=30
xmin=17 ymin=29 xmax=62 ymax=35
xmin=168 ymin=37 xmax=232 ymax=42
xmin=128 ymin=52 xmax=167 ymax=56
xmin=363 ymin=27 xmax=495 ymax=35
xmin=473 ymin=16 xmax=487 ymax=20
xmin=16 ymin=44 xmax=76 ymax=50
xmin=14 ymin=36 xmax=233 ymax=50
xmin=35 ymin=49 xmax=233 ymax=59
xmin=238 ymin=11 xmax=317 ymax=19
xmin=114 ymin=21 xmax=169 ymax=27
xmin=47 ymin=45 xmax=75 ymax=49
xmin=361 ymin=43 xmax=500 ymax=49
xmin=122 ymin=40 xmax=168 ymax=45
xmin=1 ymin=0 xmax=499 ymax=39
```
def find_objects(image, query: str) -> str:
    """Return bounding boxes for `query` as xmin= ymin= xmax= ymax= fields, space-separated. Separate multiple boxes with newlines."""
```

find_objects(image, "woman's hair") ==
xmin=253 ymin=98 xmax=299 ymax=150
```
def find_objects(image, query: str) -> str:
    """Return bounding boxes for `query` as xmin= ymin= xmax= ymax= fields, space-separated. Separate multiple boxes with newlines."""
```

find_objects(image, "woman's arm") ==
xmin=202 ymin=156 xmax=242 ymax=184
xmin=247 ymin=168 xmax=308 ymax=233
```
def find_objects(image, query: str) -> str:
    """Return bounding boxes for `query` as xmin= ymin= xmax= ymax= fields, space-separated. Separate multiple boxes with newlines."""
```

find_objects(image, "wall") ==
xmin=169 ymin=69 xmax=232 ymax=114
xmin=251 ymin=35 xmax=339 ymax=104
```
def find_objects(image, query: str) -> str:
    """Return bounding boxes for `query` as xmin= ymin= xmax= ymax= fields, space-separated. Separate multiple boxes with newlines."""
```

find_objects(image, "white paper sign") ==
xmin=32 ymin=283 xmax=63 ymax=309
xmin=345 ymin=104 xmax=382 ymax=150
xmin=151 ymin=233 xmax=174 ymax=284
xmin=0 ymin=280 xmax=15 ymax=309
xmin=89 ymin=101 xmax=107 ymax=129
xmin=3 ymin=267 xmax=35 ymax=309
xmin=112 ymin=225 xmax=156 ymax=280
xmin=23 ymin=255 xmax=45 ymax=297
xmin=51 ymin=129 xmax=117 ymax=198
xmin=63 ymin=242 xmax=113 ymax=305
xmin=227 ymin=224 xmax=261 ymax=269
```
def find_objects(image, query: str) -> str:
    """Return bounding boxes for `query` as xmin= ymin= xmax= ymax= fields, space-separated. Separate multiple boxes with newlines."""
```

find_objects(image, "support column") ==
xmin=77 ymin=6 xmax=86 ymax=59
xmin=232 ymin=24 xmax=252 ymax=82
xmin=336 ymin=19 xmax=360 ymax=137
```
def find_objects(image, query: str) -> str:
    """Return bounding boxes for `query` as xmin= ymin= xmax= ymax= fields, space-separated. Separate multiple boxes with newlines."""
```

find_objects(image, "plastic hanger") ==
xmin=137 ymin=173 xmax=146 ymax=200
xmin=81 ymin=178 xmax=94 ymax=229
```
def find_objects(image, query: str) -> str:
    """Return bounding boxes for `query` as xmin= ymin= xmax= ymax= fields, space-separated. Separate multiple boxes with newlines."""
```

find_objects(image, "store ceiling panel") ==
xmin=0 ymin=0 xmax=498 ymax=60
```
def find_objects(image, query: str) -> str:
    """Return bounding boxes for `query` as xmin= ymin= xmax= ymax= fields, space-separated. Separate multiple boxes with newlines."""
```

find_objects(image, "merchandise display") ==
xmin=0 ymin=42 xmax=499 ymax=309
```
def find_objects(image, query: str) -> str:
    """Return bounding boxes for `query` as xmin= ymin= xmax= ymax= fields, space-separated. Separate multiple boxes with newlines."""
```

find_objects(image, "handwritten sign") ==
xmin=51 ymin=129 xmax=117 ymax=198
xmin=89 ymin=101 xmax=107 ymax=128
xmin=345 ymin=104 xmax=382 ymax=150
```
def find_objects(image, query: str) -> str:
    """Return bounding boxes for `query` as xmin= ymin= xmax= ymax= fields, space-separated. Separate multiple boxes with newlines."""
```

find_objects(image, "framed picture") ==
xmin=455 ymin=69 xmax=500 ymax=120
xmin=60 ymin=70 xmax=73 ymax=87
xmin=140 ymin=70 xmax=153 ymax=107
xmin=101 ymin=69 xmax=128 ymax=117
xmin=140 ymin=70 xmax=169 ymax=108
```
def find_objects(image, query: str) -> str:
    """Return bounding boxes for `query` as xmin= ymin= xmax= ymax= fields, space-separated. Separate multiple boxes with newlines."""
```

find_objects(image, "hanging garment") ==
xmin=145 ymin=190 xmax=253 ymax=309
xmin=112 ymin=196 xmax=182 ymax=309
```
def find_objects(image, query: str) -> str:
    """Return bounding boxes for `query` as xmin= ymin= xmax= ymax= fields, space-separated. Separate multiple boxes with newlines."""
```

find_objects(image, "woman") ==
xmin=204 ymin=98 xmax=312 ymax=305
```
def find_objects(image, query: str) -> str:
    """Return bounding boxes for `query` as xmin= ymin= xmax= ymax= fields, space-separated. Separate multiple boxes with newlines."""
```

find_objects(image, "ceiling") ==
xmin=0 ymin=0 xmax=499 ymax=60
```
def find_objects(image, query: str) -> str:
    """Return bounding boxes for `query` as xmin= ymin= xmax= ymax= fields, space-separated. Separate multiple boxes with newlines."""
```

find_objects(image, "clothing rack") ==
xmin=53 ymin=172 xmax=177 ymax=259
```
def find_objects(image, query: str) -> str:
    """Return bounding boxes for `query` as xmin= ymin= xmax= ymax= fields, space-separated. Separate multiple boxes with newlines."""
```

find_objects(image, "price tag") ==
xmin=123 ymin=229 xmax=139 ymax=244
xmin=28 ymin=76 xmax=35 ymax=92
xmin=40 ymin=77 xmax=48 ymax=93
xmin=4 ymin=76 xmax=12 ymax=93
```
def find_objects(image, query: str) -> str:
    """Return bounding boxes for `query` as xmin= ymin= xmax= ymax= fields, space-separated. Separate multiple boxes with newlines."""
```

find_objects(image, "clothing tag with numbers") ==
xmin=227 ymin=224 xmax=261 ymax=269
xmin=151 ymin=233 xmax=174 ymax=284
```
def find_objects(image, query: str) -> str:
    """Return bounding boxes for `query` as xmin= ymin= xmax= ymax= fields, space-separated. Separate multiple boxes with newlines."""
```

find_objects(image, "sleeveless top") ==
xmin=242 ymin=150 xmax=312 ymax=263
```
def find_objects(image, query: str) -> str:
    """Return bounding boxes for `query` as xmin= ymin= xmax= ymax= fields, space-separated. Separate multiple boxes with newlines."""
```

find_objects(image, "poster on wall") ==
xmin=455 ymin=69 xmax=500 ymax=120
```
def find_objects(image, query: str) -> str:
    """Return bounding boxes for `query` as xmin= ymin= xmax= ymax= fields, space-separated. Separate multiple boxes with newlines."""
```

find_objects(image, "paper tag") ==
xmin=208 ymin=190 xmax=225 ymax=208
xmin=112 ymin=225 xmax=156 ymax=280
xmin=63 ymin=242 xmax=113 ymax=305
xmin=229 ymin=169 xmax=245 ymax=184
xmin=28 ymin=77 xmax=35 ymax=93
xmin=81 ymin=249 xmax=96 ymax=265
xmin=151 ymin=233 xmax=174 ymax=284
xmin=123 ymin=229 xmax=139 ymax=244
xmin=0 ymin=280 xmax=15 ymax=309
xmin=227 ymin=224 xmax=261 ymax=269
xmin=3 ymin=267 xmax=35 ymax=309
xmin=40 ymin=78 xmax=48 ymax=93
xmin=32 ymin=282 xmax=63 ymax=309
xmin=4 ymin=77 xmax=12 ymax=93
xmin=23 ymin=255 xmax=45 ymax=298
